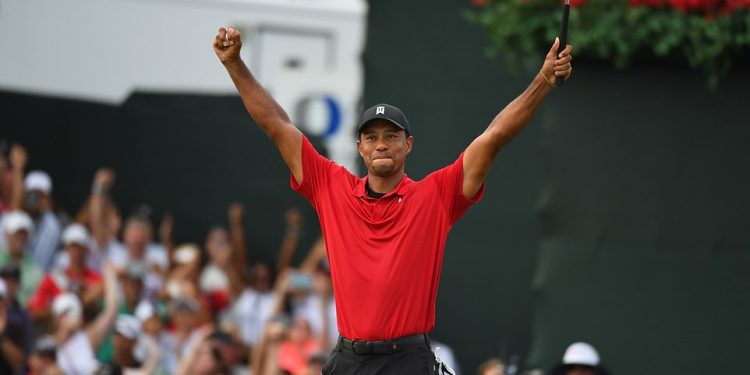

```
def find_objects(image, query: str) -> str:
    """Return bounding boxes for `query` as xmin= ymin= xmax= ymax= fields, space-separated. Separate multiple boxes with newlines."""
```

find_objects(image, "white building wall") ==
xmin=0 ymin=0 xmax=367 ymax=171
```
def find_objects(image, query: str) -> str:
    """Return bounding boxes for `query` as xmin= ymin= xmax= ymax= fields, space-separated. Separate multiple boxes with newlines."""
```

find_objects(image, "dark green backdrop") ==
xmin=2 ymin=0 xmax=750 ymax=374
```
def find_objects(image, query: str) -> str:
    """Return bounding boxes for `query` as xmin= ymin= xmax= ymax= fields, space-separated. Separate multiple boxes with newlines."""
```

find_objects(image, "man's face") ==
xmin=206 ymin=228 xmax=231 ymax=266
xmin=66 ymin=243 xmax=87 ymax=267
xmin=357 ymin=121 xmax=413 ymax=178
xmin=172 ymin=309 xmax=196 ymax=331
xmin=123 ymin=277 xmax=143 ymax=304
xmin=5 ymin=230 xmax=28 ymax=258
xmin=124 ymin=222 xmax=150 ymax=257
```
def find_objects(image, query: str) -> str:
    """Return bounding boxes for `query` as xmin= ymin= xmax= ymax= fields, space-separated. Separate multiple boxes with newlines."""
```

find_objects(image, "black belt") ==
xmin=338 ymin=333 xmax=429 ymax=354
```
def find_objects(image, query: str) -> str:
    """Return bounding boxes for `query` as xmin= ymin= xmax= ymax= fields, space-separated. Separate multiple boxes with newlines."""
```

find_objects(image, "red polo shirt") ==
xmin=28 ymin=267 xmax=103 ymax=312
xmin=291 ymin=136 xmax=484 ymax=340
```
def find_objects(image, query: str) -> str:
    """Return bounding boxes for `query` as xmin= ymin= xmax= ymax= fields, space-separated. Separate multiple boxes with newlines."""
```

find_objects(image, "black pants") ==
xmin=322 ymin=340 xmax=439 ymax=375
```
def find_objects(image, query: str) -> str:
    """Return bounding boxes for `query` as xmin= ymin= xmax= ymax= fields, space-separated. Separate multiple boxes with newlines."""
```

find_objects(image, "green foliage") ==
xmin=467 ymin=0 xmax=750 ymax=88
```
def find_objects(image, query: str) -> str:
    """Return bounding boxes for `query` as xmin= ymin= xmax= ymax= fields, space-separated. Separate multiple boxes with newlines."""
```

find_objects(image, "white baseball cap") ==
xmin=115 ymin=314 xmax=142 ymax=340
xmin=174 ymin=244 xmax=199 ymax=265
xmin=62 ymin=223 xmax=89 ymax=247
xmin=562 ymin=342 xmax=600 ymax=366
xmin=52 ymin=293 xmax=83 ymax=320
xmin=24 ymin=170 xmax=52 ymax=194
xmin=134 ymin=300 xmax=155 ymax=322
xmin=2 ymin=210 xmax=33 ymax=234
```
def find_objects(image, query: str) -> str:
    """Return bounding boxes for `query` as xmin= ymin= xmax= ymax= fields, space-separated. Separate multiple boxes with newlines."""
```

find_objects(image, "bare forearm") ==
xmin=275 ymin=232 xmax=299 ymax=274
xmin=87 ymin=269 xmax=118 ymax=349
xmin=229 ymin=217 xmax=247 ymax=266
xmin=223 ymin=59 xmax=293 ymax=139
xmin=228 ymin=220 xmax=248 ymax=291
xmin=484 ymin=74 xmax=552 ymax=149
xmin=10 ymin=169 xmax=23 ymax=210
xmin=215 ymin=27 xmax=303 ymax=182
xmin=0 ymin=338 xmax=25 ymax=370
xmin=299 ymin=236 xmax=326 ymax=274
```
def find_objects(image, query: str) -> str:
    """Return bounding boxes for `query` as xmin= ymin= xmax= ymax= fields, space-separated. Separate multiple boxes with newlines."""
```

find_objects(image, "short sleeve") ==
xmin=290 ymin=136 xmax=338 ymax=208
xmin=27 ymin=275 xmax=55 ymax=311
xmin=424 ymin=152 xmax=485 ymax=225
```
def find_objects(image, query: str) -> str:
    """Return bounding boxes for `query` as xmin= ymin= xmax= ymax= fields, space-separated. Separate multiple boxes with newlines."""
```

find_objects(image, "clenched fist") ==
xmin=213 ymin=27 xmax=242 ymax=64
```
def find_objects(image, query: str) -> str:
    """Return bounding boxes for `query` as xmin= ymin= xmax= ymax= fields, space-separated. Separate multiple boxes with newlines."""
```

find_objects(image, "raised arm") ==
xmin=214 ymin=27 xmax=303 ymax=184
xmin=227 ymin=202 xmax=248 ymax=296
xmin=8 ymin=144 xmax=27 ymax=211
xmin=275 ymin=208 xmax=302 ymax=274
xmin=89 ymin=168 xmax=116 ymax=249
xmin=462 ymin=38 xmax=573 ymax=199
xmin=85 ymin=262 xmax=118 ymax=350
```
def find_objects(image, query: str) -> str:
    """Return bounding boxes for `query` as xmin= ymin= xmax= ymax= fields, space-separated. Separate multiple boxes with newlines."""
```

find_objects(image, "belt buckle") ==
xmin=351 ymin=339 xmax=371 ymax=354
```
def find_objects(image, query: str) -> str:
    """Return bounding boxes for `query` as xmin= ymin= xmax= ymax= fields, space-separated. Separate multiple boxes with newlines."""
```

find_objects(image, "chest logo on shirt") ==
xmin=376 ymin=106 xmax=385 ymax=115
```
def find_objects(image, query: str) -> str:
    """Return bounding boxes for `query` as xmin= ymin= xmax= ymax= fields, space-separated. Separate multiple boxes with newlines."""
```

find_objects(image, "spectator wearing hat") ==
xmin=111 ymin=314 xmax=157 ymax=372
xmin=94 ymin=262 xmax=147 ymax=365
xmin=53 ymin=263 xmax=118 ymax=375
xmin=0 ymin=276 xmax=32 ymax=375
xmin=18 ymin=168 xmax=61 ymax=272
xmin=119 ymin=264 xmax=148 ymax=315
xmin=28 ymin=223 xmax=104 ymax=322
xmin=26 ymin=336 xmax=63 ymax=375
xmin=81 ymin=168 xmax=128 ymax=270
xmin=163 ymin=244 xmax=202 ymax=303
xmin=199 ymin=226 xmax=233 ymax=309
xmin=0 ymin=211 xmax=43 ymax=305
xmin=133 ymin=301 xmax=170 ymax=375
xmin=547 ymin=342 xmax=611 ymax=375
xmin=100 ymin=317 xmax=162 ymax=375
xmin=163 ymin=297 xmax=205 ymax=374
xmin=56 ymin=170 xmax=127 ymax=272
xmin=118 ymin=215 xmax=169 ymax=300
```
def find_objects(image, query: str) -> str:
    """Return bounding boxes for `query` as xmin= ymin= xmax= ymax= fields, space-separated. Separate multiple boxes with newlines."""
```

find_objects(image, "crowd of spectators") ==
xmin=0 ymin=142 xmax=606 ymax=375
xmin=0 ymin=143 xmax=342 ymax=375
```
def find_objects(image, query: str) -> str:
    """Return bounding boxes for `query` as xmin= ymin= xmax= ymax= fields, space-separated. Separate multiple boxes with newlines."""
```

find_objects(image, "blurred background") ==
xmin=2 ymin=0 xmax=750 ymax=374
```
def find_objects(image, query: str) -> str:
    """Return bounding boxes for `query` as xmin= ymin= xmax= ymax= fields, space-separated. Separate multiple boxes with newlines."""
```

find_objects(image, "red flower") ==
xmin=471 ymin=0 xmax=487 ymax=7
xmin=721 ymin=0 xmax=750 ymax=13
xmin=628 ymin=0 xmax=664 ymax=6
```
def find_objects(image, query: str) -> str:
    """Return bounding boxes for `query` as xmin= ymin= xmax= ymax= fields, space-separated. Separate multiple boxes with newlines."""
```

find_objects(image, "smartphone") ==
xmin=289 ymin=272 xmax=313 ymax=291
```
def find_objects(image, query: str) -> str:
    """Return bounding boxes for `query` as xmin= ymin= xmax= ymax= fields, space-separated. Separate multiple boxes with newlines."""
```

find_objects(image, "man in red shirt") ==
xmin=214 ymin=27 xmax=572 ymax=374
xmin=28 ymin=223 xmax=103 ymax=322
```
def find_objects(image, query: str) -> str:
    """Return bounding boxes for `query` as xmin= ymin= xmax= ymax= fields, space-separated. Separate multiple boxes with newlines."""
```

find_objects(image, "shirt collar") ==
xmin=352 ymin=174 xmax=412 ymax=199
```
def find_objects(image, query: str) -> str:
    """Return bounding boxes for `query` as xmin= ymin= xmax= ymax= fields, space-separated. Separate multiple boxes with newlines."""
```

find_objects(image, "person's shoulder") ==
xmin=23 ymin=257 xmax=44 ymax=274
xmin=41 ymin=210 xmax=62 ymax=227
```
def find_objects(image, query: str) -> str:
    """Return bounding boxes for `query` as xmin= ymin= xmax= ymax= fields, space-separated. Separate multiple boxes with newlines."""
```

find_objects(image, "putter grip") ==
xmin=556 ymin=4 xmax=570 ymax=87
